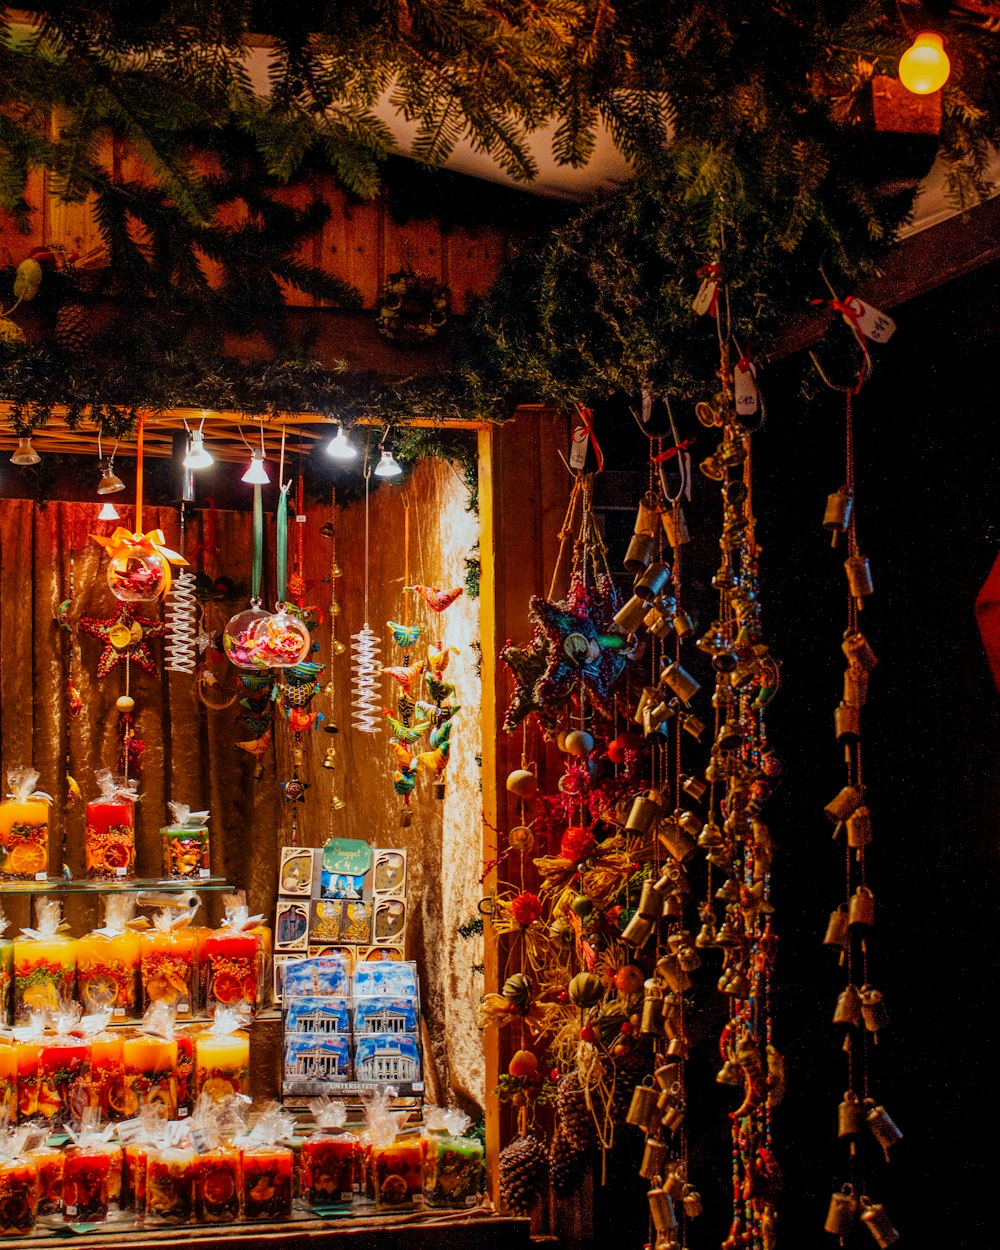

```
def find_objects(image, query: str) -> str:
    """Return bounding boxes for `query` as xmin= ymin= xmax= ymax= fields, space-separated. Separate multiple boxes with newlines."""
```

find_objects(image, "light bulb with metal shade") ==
xmin=184 ymin=430 xmax=214 ymax=469
xmin=97 ymin=501 xmax=120 ymax=521
xmin=898 ymin=31 xmax=951 ymax=95
xmin=10 ymin=437 xmax=40 ymax=466
xmin=242 ymin=449 xmax=270 ymax=485
xmin=326 ymin=425 xmax=357 ymax=460
xmin=97 ymin=457 xmax=126 ymax=494
xmin=374 ymin=449 xmax=403 ymax=478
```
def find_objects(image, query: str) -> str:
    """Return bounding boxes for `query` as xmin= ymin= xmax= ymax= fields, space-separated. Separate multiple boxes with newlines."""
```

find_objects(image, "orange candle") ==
xmin=240 ymin=1145 xmax=293 ymax=1221
xmin=175 ymin=1029 xmax=196 ymax=1115
xmin=0 ymin=1041 xmax=16 ymax=1120
xmin=144 ymin=1145 xmax=197 ymax=1225
xmin=247 ymin=923 xmax=272 ymax=1010
xmin=12 ymin=932 xmax=76 ymax=1021
xmin=0 ymin=766 xmax=50 ymax=881
xmin=89 ymin=1031 xmax=125 ymax=1119
xmin=31 ymin=1145 xmax=63 ymax=1216
xmin=372 ymin=1138 xmax=425 ymax=1209
xmin=15 ymin=1037 xmax=40 ymax=1119
xmin=122 ymin=1035 xmax=178 ymax=1118
xmin=77 ymin=928 xmax=140 ymax=1017
xmin=0 ymin=931 xmax=13 ymax=1027
xmin=123 ymin=1144 xmax=147 ymax=1213
xmin=198 ymin=1146 xmax=242 ymax=1223
xmin=37 ymin=1035 xmax=90 ymax=1121
xmin=195 ymin=1029 xmax=250 ymax=1100
xmin=140 ymin=925 xmax=197 ymax=1016
xmin=0 ymin=1157 xmax=38 ymax=1234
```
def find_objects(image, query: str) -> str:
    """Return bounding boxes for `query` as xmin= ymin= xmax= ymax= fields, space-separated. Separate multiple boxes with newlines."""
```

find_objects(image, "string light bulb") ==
xmin=374 ymin=448 xmax=403 ymax=478
xmin=184 ymin=429 xmax=213 ymax=469
xmin=242 ymin=448 xmax=270 ymax=485
xmin=10 ymin=437 xmax=40 ymax=466
xmin=327 ymin=425 xmax=357 ymax=460
xmin=898 ymin=31 xmax=950 ymax=95
xmin=97 ymin=501 xmax=120 ymax=521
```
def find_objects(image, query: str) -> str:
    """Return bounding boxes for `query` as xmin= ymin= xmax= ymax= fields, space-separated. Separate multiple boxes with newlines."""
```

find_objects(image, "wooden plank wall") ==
xmin=0 ymin=135 xmax=514 ymax=316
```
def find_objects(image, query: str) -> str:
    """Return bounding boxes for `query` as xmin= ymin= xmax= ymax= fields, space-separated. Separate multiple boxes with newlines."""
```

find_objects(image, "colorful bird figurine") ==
xmin=427 ymin=644 xmax=459 ymax=674
xmin=405 ymin=585 xmax=464 ymax=613
xmin=417 ymin=745 xmax=449 ymax=775
xmin=424 ymin=671 xmax=455 ymax=704
xmin=383 ymin=712 xmax=431 ymax=744
xmin=381 ymin=661 xmax=426 ymax=692
xmin=387 ymin=620 xmax=423 ymax=647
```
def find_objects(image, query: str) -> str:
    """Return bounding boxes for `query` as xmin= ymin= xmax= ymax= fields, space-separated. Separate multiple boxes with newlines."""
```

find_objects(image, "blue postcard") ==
xmin=283 ymin=955 xmax=350 ymax=998
xmin=353 ymin=996 xmax=419 ymax=1036
xmin=286 ymin=996 xmax=351 ymax=1035
xmin=284 ymin=1033 xmax=352 ymax=1083
xmin=354 ymin=1033 xmax=421 ymax=1084
xmin=353 ymin=960 xmax=418 ymax=999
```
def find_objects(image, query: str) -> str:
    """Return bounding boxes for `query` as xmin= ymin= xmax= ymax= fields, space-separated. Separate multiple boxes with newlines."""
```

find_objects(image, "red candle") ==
xmin=63 ymin=1144 xmax=113 ymax=1224
xmin=15 ymin=1039 xmax=39 ymax=1118
xmin=174 ymin=1031 xmax=195 ymax=1115
xmin=240 ymin=1145 xmax=293 ymax=1220
xmin=123 ymin=1144 xmax=147 ymax=1213
xmin=144 ymin=1146 xmax=197 ymax=1225
xmin=37 ymin=1037 xmax=90 ymax=1121
xmin=198 ymin=1147 xmax=242 ymax=1223
xmin=203 ymin=930 xmax=258 ymax=1010
xmin=89 ymin=1032 xmax=124 ymax=1119
xmin=301 ymin=1132 xmax=358 ymax=1206
xmin=0 ymin=1158 xmax=38 ymax=1235
xmin=84 ymin=800 xmax=135 ymax=881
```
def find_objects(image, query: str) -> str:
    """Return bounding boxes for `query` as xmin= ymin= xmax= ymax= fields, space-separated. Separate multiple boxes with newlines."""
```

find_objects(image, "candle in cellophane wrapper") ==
xmin=117 ymin=1106 xmax=163 ymax=1213
xmin=238 ymin=1103 xmax=295 ymax=1221
xmin=145 ymin=1133 xmax=198 ymax=1226
xmin=161 ymin=801 xmax=211 ymax=880
xmin=122 ymin=1003 xmax=179 ymax=1118
xmin=62 ymin=1112 xmax=119 ymax=1225
xmin=140 ymin=909 xmax=198 ymax=1017
xmin=365 ymin=1088 xmax=424 ymax=1210
xmin=247 ymin=921 xmax=272 ymax=1011
xmin=0 ymin=905 xmax=14 ymax=1026
xmin=0 ymin=765 xmax=51 ymax=882
xmin=195 ymin=1006 xmax=251 ymax=1101
xmin=0 ymin=1127 xmax=40 ymax=1235
xmin=0 ymin=1040 xmax=15 ymax=1121
xmin=77 ymin=896 xmax=140 ymax=1018
xmin=301 ymin=1097 xmax=358 ymax=1207
xmin=174 ymin=1022 xmax=200 ymax=1116
xmin=422 ymin=1108 xmax=484 ymax=1208
xmin=80 ymin=1011 xmax=126 ymax=1120
xmin=84 ymin=770 xmax=137 ymax=882
xmin=13 ymin=899 xmax=76 ymax=1022
xmin=36 ymin=1005 xmax=91 ymax=1122
xmin=31 ymin=1143 xmax=64 ymax=1216
xmin=203 ymin=893 xmax=261 ymax=1014
xmin=14 ymin=1015 xmax=44 ymax=1119
xmin=187 ymin=1095 xmax=244 ymax=1223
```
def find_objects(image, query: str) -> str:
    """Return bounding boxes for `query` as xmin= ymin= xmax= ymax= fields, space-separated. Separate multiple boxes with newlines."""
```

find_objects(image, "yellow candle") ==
xmin=122 ymin=1035 xmax=178 ymax=1118
xmin=0 ymin=1041 xmax=16 ymax=1119
xmin=195 ymin=1031 xmax=250 ymax=1100
xmin=13 ymin=934 xmax=76 ymax=1021
xmin=77 ymin=930 xmax=140 ymax=1017
xmin=0 ymin=798 xmax=49 ymax=880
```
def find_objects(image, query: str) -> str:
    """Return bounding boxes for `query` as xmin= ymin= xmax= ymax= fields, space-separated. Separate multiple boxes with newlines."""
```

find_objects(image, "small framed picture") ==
xmin=272 ymin=953 xmax=298 ymax=1004
xmin=279 ymin=847 xmax=315 ymax=896
xmin=373 ymin=849 xmax=407 ymax=896
xmin=373 ymin=898 xmax=406 ymax=944
xmin=275 ymin=900 xmax=310 ymax=951
xmin=339 ymin=901 xmax=372 ymax=944
xmin=356 ymin=945 xmax=407 ymax=967
xmin=309 ymin=900 xmax=344 ymax=945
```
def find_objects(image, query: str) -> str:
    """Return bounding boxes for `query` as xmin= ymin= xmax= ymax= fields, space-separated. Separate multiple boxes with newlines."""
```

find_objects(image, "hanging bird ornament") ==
xmin=404 ymin=584 xmax=464 ymax=613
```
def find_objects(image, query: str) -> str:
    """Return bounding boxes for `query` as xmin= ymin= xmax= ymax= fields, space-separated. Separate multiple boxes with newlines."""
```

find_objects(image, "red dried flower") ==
xmin=559 ymin=826 xmax=597 ymax=864
xmin=510 ymin=891 xmax=543 ymax=926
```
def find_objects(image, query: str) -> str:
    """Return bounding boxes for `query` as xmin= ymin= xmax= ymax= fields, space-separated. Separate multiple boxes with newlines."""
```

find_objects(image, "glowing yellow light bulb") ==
xmin=898 ymin=32 xmax=950 ymax=96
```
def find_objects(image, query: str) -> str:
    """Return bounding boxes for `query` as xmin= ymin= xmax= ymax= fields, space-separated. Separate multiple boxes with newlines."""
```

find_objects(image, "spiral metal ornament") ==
xmin=351 ymin=624 xmax=382 ymax=733
xmin=164 ymin=569 xmax=198 ymax=674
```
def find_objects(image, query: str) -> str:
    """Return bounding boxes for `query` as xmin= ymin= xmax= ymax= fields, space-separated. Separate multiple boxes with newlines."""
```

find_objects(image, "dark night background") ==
xmin=590 ymin=259 xmax=1000 ymax=1248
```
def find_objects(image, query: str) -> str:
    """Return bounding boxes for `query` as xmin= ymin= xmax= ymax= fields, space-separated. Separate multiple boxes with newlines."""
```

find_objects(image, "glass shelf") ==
xmin=0 ymin=875 xmax=232 ymax=895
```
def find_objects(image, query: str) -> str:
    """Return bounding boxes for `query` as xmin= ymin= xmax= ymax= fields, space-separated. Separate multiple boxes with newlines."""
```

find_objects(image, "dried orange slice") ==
xmin=23 ymin=983 xmax=59 ymax=1012
xmin=5 ymin=844 xmax=45 ymax=875
xmin=201 ymin=1077 xmax=234 ymax=1101
xmin=202 ymin=1171 xmax=236 ymax=1206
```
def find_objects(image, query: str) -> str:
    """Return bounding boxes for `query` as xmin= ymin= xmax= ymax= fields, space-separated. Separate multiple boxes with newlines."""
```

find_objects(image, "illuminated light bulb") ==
xmin=97 ymin=457 xmax=126 ymax=494
xmin=11 ymin=437 xmax=40 ymax=466
xmin=898 ymin=31 xmax=950 ymax=95
xmin=374 ymin=449 xmax=402 ymax=478
xmin=241 ymin=449 xmax=270 ymax=485
xmin=326 ymin=425 xmax=357 ymax=460
xmin=98 ymin=501 xmax=120 ymax=521
xmin=184 ymin=430 xmax=213 ymax=469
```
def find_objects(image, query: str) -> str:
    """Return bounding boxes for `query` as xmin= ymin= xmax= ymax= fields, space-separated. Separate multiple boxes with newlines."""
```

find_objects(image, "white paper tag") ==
xmin=116 ymin=867 xmax=127 ymax=877
xmin=199 ymin=869 xmax=211 ymax=879
xmin=844 ymin=296 xmax=896 ymax=343
xmin=692 ymin=279 xmax=718 ymax=316
xmin=188 ymin=1124 xmax=215 ymax=1155
xmin=166 ymin=1119 xmax=190 ymax=1146
xmin=113 ymin=1007 xmax=125 ymax=1018
xmin=569 ymin=423 xmax=589 ymax=470
xmin=35 ymin=871 xmax=47 ymax=881
xmin=23 ymin=1130 xmax=48 ymax=1153
xmin=65 ymin=1204 xmax=77 ymax=1215
xmin=734 ymin=360 xmax=759 ymax=415
xmin=295 ymin=514 xmax=307 ymax=524
xmin=178 ymin=1002 xmax=190 ymax=1014
xmin=116 ymin=1118 xmax=145 ymax=1145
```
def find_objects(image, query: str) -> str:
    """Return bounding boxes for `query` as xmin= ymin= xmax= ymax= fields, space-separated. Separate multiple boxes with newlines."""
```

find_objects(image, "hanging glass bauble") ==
xmin=250 ymin=605 xmax=311 ymax=668
xmin=223 ymin=603 xmax=272 ymax=670
xmin=106 ymin=549 xmax=168 ymax=603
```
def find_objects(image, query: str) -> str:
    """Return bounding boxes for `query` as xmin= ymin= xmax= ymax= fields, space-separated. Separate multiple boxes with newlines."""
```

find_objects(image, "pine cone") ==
xmin=55 ymin=301 xmax=95 ymax=354
xmin=556 ymin=1072 xmax=598 ymax=1152
xmin=498 ymin=1134 xmax=548 ymax=1215
xmin=549 ymin=1129 xmax=589 ymax=1198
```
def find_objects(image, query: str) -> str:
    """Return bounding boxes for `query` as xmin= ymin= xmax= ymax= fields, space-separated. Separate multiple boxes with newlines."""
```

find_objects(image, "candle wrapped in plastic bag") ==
xmin=0 ymin=1036 xmax=15 ymax=1120
xmin=140 ymin=906 xmax=198 ymax=1016
xmin=80 ymin=1009 xmax=125 ymax=1120
xmin=0 ymin=905 xmax=13 ymax=1027
xmin=144 ymin=1119 xmax=198 ymax=1225
xmin=37 ymin=1004 xmax=90 ymax=1123
xmin=85 ymin=771 xmax=137 ymax=881
xmin=62 ymin=1110 xmax=119 ymax=1225
xmin=0 ymin=765 xmax=50 ymax=881
xmin=196 ymin=1005 xmax=251 ymax=1101
xmin=12 ymin=1011 xmax=45 ymax=1118
xmin=78 ymin=895 xmax=140 ymax=1016
xmin=30 ymin=1134 xmax=65 ymax=1217
xmin=204 ymin=893 xmax=261 ymax=1014
xmin=116 ymin=1104 xmax=164 ymax=1213
xmin=364 ymin=1086 xmax=424 ymax=1210
xmin=123 ymin=1002 xmax=179 ymax=1119
xmin=189 ymin=1093 xmax=244 ymax=1223
xmin=301 ymin=1096 xmax=357 ymax=1207
xmin=161 ymin=801 xmax=211 ymax=880
xmin=238 ymin=1101 xmax=295 ymax=1221
xmin=422 ymin=1106 xmax=483 ymax=1208
xmin=0 ymin=1124 xmax=40 ymax=1234
xmin=13 ymin=898 xmax=76 ymax=1021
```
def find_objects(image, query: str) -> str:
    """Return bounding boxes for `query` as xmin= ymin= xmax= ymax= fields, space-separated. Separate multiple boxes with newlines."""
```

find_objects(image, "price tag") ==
xmin=116 ymin=1118 xmax=144 ymax=1145
xmin=569 ymin=423 xmax=589 ymax=470
xmin=188 ymin=1124 xmax=215 ymax=1154
xmin=35 ymin=871 xmax=47 ymax=881
xmin=116 ymin=867 xmax=128 ymax=877
xmin=65 ymin=1204 xmax=77 ymax=1216
xmin=295 ymin=514 xmax=307 ymax=524
xmin=734 ymin=359 xmax=759 ymax=415
xmin=178 ymin=1001 xmax=190 ymax=1014
xmin=22 ymin=1130 xmax=48 ymax=1153
xmin=113 ymin=1007 xmax=125 ymax=1018
xmin=199 ymin=869 xmax=211 ymax=879
xmin=693 ymin=277 xmax=718 ymax=316
xmin=844 ymin=296 xmax=896 ymax=343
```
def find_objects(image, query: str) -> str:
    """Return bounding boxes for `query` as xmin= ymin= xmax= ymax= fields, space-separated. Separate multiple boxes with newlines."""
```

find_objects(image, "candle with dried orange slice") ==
xmin=139 ymin=908 xmax=198 ymax=1017
xmin=0 ymin=765 xmax=50 ymax=882
xmin=77 ymin=896 xmax=140 ymax=1017
xmin=195 ymin=1007 xmax=250 ymax=1100
xmin=12 ymin=898 xmax=76 ymax=1022
xmin=0 ymin=905 xmax=13 ymax=1027
xmin=84 ymin=770 xmax=137 ymax=882
xmin=122 ymin=1003 xmax=179 ymax=1118
xmin=203 ymin=893 xmax=261 ymax=1014
xmin=161 ymin=801 xmax=211 ymax=880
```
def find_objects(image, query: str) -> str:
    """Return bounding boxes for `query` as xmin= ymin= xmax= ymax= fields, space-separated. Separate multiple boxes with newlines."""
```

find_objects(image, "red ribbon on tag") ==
xmin=653 ymin=437 xmax=696 ymax=464
xmin=576 ymin=405 xmax=605 ymax=472
xmin=810 ymin=297 xmax=871 ymax=392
